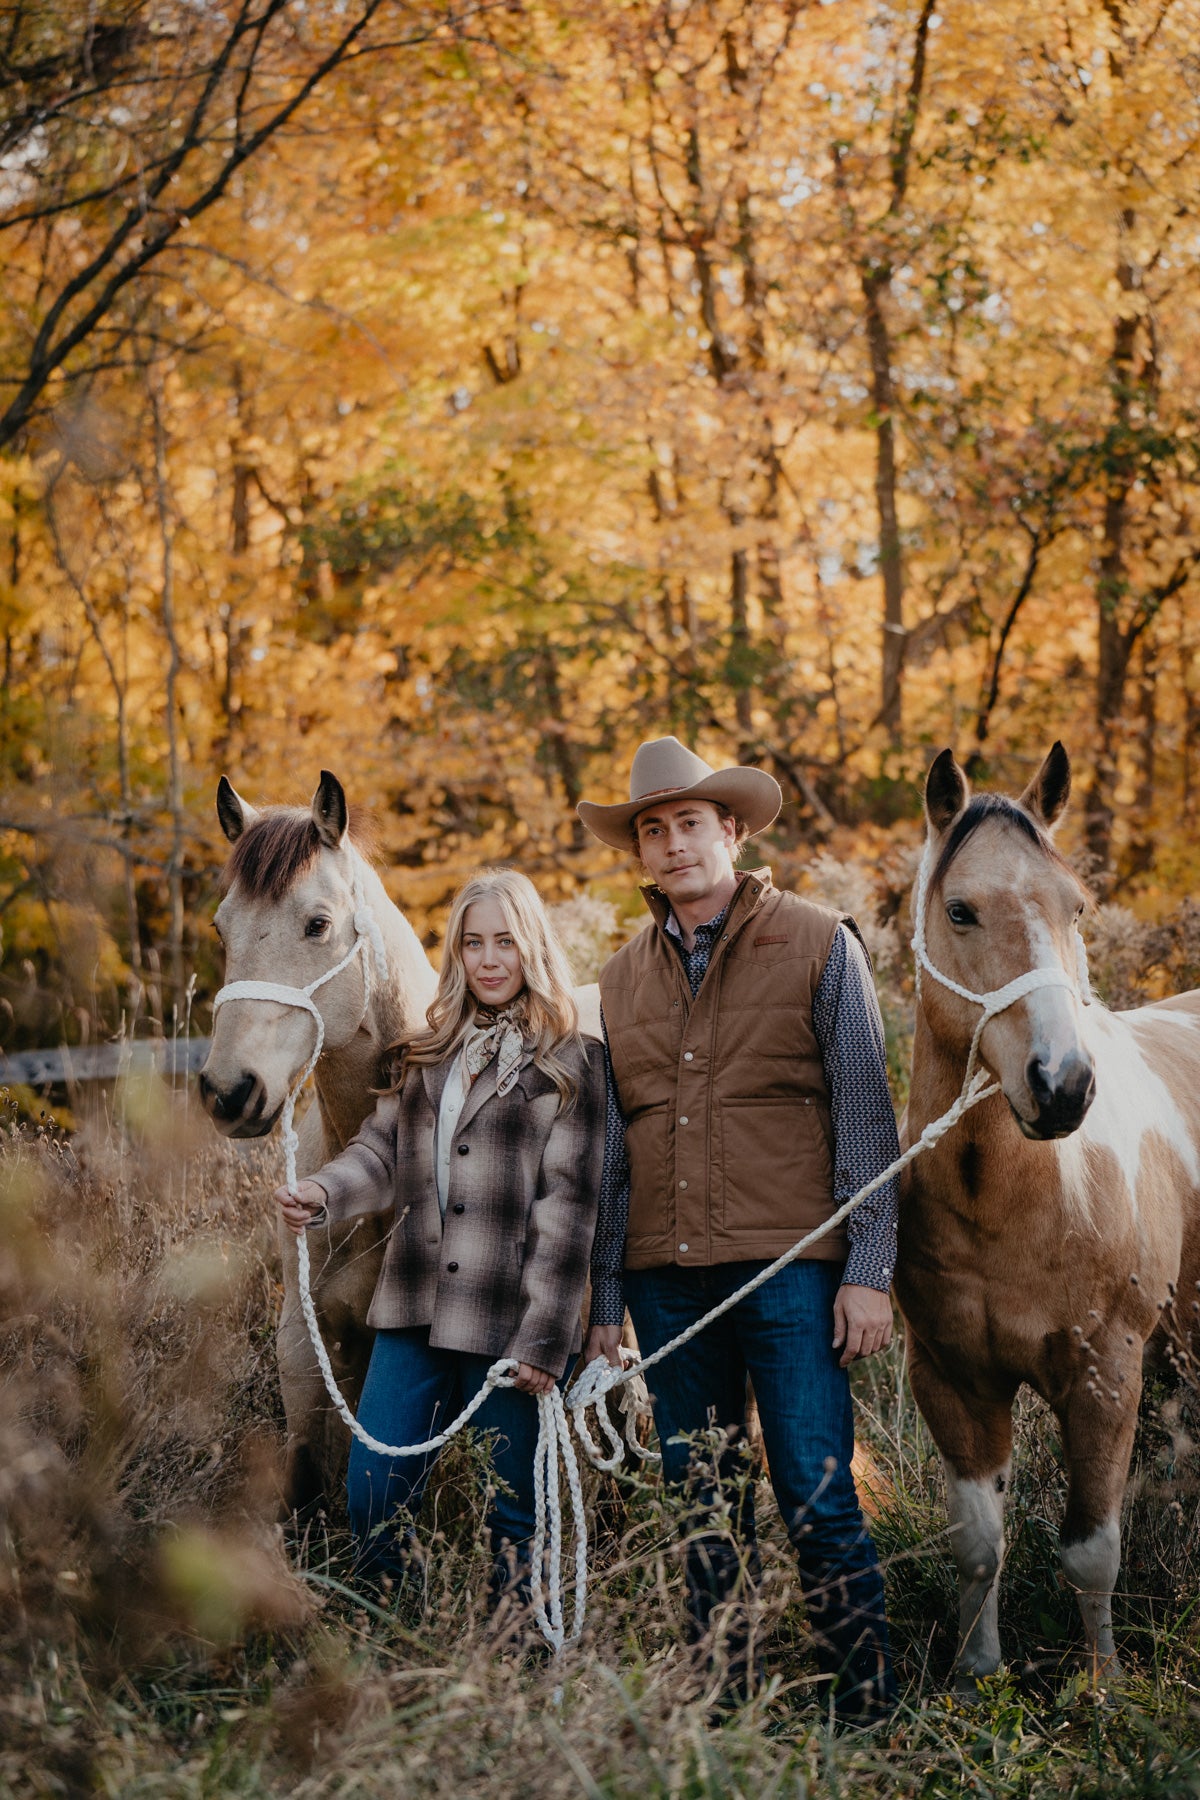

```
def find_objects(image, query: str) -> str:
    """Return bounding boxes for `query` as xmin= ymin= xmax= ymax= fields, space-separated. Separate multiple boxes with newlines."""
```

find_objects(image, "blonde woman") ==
xmin=276 ymin=869 xmax=605 ymax=1609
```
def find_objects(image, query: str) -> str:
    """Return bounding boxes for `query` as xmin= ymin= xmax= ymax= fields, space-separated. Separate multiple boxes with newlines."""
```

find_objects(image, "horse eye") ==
xmin=305 ymin=917 xmax=331 ymax=938
xmin=946 ymin=901 xmax=977 ymax=928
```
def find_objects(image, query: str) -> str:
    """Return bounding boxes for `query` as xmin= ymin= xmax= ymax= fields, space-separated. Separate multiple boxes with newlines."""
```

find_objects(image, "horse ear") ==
xmin=1019 ymin=741 xmax=1071 ymax=830
xmin=217 ymin=775 xmax=259 ymax=843
xmin=312 ymin=770 xmax=349 ymax=849
xmin=925 ymin=749 xmax=969 ymax=834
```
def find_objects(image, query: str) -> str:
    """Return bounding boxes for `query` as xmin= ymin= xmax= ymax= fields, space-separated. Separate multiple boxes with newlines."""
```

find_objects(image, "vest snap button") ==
xmin=683 ymin=1051 xmax=694 ymax=1062
xmin=679 ymin=1116 xmax=688 ymax=1125
xmin=679 ymin=1179 xmax=688 ymax=1190
xmin=679 ymin=1242 xmax=689 ymax=1253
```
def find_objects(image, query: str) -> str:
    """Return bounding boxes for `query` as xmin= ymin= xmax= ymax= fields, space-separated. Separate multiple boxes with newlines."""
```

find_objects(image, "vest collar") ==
xmin=641 ymin=865 xmax=774 ymax=936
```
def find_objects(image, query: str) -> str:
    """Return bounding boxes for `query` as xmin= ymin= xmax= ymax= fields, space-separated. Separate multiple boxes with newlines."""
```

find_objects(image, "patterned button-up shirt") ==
xmin=589 ymin=907 xmax=900 ymax=1326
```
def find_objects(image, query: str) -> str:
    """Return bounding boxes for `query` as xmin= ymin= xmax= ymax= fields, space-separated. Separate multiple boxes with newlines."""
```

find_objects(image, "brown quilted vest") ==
xmin=600 ymin=868 xmax=849 ymax=1270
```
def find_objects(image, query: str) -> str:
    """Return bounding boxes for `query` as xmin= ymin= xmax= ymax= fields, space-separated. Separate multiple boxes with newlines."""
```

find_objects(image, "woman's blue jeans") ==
xmin=346 ymin=1325 xmax=551 ymax=1597
xmin=624 ymin=1258 xmax=896 ymax=1716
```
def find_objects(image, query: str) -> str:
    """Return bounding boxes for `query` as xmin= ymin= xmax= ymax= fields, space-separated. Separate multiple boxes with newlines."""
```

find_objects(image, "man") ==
xmin=579 ymin=736 xmax=899 ymax=1725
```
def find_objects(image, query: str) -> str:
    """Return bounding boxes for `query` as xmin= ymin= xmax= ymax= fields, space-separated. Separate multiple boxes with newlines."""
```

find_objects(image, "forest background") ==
xmin=5 ymin=7 xmax=1200 ymax=1796
xmin=5 ymin=0 xmax=1200 ymax=1055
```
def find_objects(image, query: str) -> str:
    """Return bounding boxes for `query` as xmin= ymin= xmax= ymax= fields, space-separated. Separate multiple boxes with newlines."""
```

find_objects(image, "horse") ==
xmin=896 ymin=742 xmax=1200 ymax=1694
xmin=199 ymin=770 xmax=601 ymax=1512
xmin=199 ymin=771 xmax=439 ymax=1509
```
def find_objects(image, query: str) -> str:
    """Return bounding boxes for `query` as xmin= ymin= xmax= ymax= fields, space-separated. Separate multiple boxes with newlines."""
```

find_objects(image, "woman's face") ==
xmin=461 ymin=896 xmax=525 ymax=1008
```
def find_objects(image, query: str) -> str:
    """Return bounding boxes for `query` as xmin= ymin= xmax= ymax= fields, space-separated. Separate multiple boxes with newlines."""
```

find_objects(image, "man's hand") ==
xmin=832 ymin=1283 xmax=894 ymax=1368
xmin=583 ymin=1323 xmax=624 ymax=1368
xmin=514 ymin=1362 xmax=555 ymax=1395
xmin=274 ymin=1179 xmax=326 ymax=1235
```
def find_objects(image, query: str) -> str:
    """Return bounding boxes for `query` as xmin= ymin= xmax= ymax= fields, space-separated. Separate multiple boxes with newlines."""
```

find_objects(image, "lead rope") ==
xmin=227 ymin=843 xmax=1091 ymax=1661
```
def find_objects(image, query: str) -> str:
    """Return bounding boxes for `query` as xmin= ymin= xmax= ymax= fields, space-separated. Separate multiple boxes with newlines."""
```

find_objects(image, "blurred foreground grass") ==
xmin=2 ymin=1076 xmax=1199 ymax=1799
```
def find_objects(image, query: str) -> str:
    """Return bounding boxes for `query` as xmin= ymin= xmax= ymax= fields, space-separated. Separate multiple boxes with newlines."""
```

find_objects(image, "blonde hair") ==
xmin=389 ymin=869 xmax=581 ymax=1107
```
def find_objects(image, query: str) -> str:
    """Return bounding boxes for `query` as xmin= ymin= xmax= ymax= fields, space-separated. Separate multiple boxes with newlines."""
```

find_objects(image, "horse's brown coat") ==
xmin=897 ymin=747 xmax=1200 ymax=1690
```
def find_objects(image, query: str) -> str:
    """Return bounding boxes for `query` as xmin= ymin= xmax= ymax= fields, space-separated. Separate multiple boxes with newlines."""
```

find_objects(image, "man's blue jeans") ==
xmin=346 ymin=1325 xmax=550 ymax=1600
xmin=624 ymin=1259 xmax=896 ymax=1716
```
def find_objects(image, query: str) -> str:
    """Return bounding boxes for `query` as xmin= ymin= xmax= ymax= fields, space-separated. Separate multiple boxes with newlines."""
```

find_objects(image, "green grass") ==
xmin=2 ymin=1084 xmax=1199 ymax=1797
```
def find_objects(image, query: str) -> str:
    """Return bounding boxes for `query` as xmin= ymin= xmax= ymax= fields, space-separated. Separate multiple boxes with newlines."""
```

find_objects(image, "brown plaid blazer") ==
xmin=309 ymin=1036 xmax=606 ymax=1377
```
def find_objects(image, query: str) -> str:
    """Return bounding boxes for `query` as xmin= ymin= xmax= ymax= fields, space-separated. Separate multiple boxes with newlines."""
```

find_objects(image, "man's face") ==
xmin=635 ymin=799 xmax=738 ymax=906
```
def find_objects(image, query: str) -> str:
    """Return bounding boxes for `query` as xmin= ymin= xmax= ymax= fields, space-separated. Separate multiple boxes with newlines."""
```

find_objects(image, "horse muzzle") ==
xmin=1012 ymin=1048 xmax=1096 ymax=1140
xmin=197 ymin=1067 xmax=284 ymax=1138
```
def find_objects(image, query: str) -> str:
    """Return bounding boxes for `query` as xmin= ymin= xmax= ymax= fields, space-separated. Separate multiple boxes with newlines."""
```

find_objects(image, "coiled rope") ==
xmin=215 ymin=841 xmax=1091 ymax=1656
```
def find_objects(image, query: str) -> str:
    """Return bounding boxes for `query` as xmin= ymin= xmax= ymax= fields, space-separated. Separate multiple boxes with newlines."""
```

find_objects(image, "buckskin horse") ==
xmin=897 ymin=743 xmax=1200 ymax=1692
xmin=199 ymin=771 xmax=600 ymax=1512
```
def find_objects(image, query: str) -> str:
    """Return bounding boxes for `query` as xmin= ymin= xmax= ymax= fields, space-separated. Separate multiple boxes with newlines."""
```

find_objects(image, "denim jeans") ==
xmin=346 ymin=1325 xmax=552 ymax=1596
xmin=624 ymin=1259 xmax=896 ymax=1716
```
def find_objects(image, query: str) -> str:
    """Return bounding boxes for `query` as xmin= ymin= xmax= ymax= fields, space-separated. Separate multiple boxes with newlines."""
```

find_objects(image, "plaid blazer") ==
xmin=309 ymin=1036 xmax=606 ymax=1377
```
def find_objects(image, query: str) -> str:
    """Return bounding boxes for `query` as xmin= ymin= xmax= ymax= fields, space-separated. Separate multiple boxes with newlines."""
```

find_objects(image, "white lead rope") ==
xmin=226 ymin=843 xmax=1092 ymax=1658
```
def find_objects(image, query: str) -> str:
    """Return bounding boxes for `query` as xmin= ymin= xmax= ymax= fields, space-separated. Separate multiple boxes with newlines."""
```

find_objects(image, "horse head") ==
xmin=199 ymin=770 xmax=383 ymax=1138
xmin=917 ymin=743 xmax=1095 ymax=1140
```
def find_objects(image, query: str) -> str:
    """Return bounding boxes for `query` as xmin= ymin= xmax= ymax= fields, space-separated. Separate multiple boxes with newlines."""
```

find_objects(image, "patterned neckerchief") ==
xmin=461 ymin=1001 xmax=527 ymax=1094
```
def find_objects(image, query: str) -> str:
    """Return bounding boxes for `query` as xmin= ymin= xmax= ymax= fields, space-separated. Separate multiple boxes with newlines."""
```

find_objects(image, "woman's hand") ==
xmin=274 ymin=1179 xmax=326 ymax=1235
xmin=513 ymin=1362 xmax=555 ymax=1395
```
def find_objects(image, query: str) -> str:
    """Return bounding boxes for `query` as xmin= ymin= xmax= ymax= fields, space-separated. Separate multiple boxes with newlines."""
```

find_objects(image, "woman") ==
xmin=276 ymin=869 xmax=606 ymax=1612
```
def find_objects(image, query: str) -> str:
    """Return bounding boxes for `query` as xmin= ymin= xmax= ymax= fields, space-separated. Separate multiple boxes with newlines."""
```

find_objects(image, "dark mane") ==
xmin=932 ymin=793 xmax=1077 ymax=892
xmin=220 ymin=808 xmax=376 ymax=902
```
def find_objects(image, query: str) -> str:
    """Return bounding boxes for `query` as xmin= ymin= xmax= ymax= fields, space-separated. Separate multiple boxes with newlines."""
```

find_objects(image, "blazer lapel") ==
xmin=456 ymin=1055 xmax=501 ymax=1132
xmin=422 ymin=1058 xmax=453 ymax=1116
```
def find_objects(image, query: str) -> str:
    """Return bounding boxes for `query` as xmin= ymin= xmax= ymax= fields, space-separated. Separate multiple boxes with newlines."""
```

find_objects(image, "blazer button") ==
xmin=457 ymin=1143 xmax=469 ymax=1155
xmin=447 ymin=1261 xmax=459 ymax=1272
xmin=452 ymin=1202 xmax=465 ymax=1214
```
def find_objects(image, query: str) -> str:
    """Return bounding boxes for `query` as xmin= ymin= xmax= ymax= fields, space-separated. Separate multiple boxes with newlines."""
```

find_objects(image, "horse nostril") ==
xmin=200 ymin=1070 xmax=258 ymax=1122
xmin=1026 ymin=1054 xmax=1055 ymax=1108
xmin=1026 ymin=1049 xmax=1095 ymax=1134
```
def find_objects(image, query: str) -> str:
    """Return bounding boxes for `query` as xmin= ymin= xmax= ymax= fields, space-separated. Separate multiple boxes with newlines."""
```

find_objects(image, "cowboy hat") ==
xmin=577 ymin=736 xmax=782 ymax=852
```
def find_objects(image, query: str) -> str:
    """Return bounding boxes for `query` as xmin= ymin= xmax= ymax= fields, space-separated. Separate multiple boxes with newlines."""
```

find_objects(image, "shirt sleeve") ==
xmin=588 ymin=1007 xmax=630 ymax=1328
xmin=812 ymin=924 xmax=900 ymax=1292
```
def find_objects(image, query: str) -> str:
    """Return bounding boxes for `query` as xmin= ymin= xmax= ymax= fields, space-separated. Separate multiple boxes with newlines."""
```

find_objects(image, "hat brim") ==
xmin=577 ymin=767 xmax=782 ymax=852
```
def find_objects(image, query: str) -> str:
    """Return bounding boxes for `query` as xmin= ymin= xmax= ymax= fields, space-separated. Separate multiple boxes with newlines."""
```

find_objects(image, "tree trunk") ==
xmin=150 ymin=371 xmax=186 ymax=1017
xmin=1084 ymin=242 xmax=1139 ymax=880
xmin=863 ymin=267 xmax=905 ymax=744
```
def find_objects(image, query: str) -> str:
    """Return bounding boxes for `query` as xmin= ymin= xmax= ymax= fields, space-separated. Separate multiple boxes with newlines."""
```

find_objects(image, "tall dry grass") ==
xmin=3 ymin=863 xmax=1200 ymax=1795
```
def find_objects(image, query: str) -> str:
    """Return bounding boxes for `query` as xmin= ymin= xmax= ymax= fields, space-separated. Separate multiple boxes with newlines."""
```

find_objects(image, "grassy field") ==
xmin=2 ymin=1073 xmax=1199 ymax=1800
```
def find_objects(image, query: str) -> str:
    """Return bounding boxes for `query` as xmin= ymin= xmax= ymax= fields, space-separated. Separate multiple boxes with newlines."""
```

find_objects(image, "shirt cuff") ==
xmin=588 ymin=1271 xmax=626 ymax=1328
xmin=841 ymin=1241 xmax=895 ymax=1292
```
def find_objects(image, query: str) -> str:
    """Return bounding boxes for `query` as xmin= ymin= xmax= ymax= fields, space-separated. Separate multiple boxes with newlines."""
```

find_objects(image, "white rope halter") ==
xmin=909 ymin=833 xmax=1091 ymax=1095
xmin=220 ymin=829 xmax=1092 ymax=1664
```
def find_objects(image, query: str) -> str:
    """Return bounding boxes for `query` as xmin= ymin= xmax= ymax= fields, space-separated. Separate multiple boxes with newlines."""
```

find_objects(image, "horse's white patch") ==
xmin=1056 ymin=1005 xmax=1200 ymax=1220
xmin=1060 ymin=1517 xmax=1120 ymax=1662
xmin=945 ymin=1464 xmax=1009 ymax=1675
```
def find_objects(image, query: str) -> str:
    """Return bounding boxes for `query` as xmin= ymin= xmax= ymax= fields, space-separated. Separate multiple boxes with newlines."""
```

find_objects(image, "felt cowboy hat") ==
xmin=577 ymin=736 xmax=782 ymax=852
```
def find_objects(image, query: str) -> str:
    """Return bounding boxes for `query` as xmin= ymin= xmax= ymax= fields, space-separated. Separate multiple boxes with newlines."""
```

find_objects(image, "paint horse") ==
xmin=896 ymin=743 xmax=1200 ymax=1692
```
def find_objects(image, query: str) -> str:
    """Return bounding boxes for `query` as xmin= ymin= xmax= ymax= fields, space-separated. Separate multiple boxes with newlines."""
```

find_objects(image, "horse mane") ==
xmin=220 ymin=807 xmax=378 ymax=902
xmin=931 ymin=793 xmax=1082 ymax=894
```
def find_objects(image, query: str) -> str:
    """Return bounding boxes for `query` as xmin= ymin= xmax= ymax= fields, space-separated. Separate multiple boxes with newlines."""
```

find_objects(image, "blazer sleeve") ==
xmin=506 ymin=1041 xmax=607 ymax=1376
xmin=306 ymin=1091 xmax=401 ymax=1224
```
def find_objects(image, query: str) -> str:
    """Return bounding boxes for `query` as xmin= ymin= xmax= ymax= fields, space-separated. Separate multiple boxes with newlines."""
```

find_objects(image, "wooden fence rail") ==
xmin=0 ymin=1039 xmax=211 ymax=1086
